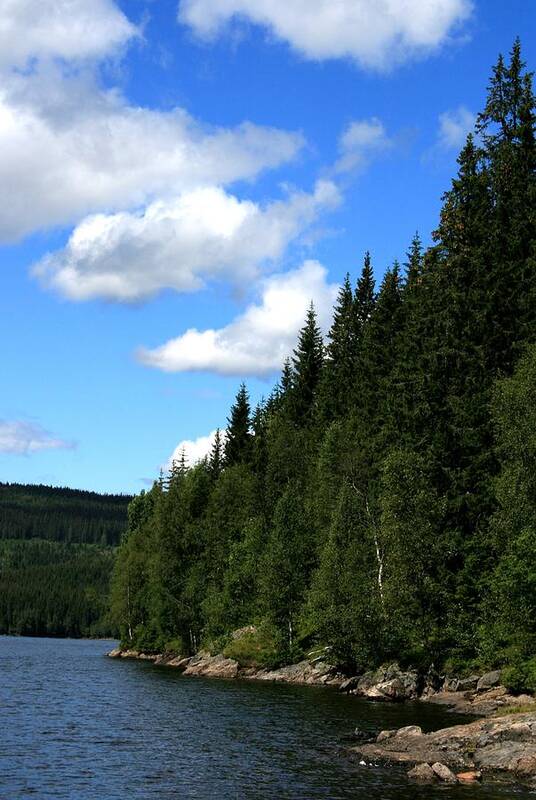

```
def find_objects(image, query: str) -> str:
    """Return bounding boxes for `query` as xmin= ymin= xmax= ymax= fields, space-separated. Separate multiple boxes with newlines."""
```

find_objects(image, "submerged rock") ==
xmin=431 ymin=762 xmax=457 ymax=783
xmin=407 ymin=763 xmax=437 ymax=782
xmin=457 ymin=770 xmax=482 ymax=783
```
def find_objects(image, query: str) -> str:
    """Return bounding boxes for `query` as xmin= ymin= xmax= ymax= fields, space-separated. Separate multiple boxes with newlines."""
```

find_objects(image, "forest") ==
xmin=0 ymin=484 xmax=130 ymax=637
xmin=0 ymin=483 xmax=130 ymax=546
xmin=110 ymin=41 xmax=536 ymax=690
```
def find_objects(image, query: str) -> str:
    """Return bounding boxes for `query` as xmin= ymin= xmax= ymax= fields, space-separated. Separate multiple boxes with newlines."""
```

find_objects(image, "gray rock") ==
xmin=408 ymin=763 xmax=437 ymax=783
xmin=339 ymin=676 xmax=360 ymax=693
xmin=431 ymin=762 xmax=458 ymax=783
xmin=396 ymin=725 xmax=423 ymax=737
xmin=477 ymin=670 xmax=502 ymax=691
xmin=377 ymin=730 xmax=396 ymax=742
xmin=458 ymin=674 xmax=480 ymax=691
xmin=356 ymin=663 xmax=420 ymax=701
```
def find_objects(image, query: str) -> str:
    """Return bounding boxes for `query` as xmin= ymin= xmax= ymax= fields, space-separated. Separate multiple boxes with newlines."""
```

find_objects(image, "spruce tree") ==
xmin=224 ymin=383 xmax=252 ymax=466
xmin=319 ymin=273 xmax=359 ymax=421
xmin=354 ymin=251 xmax=376 ymax=335
xmin=208 ymin=429 xmax=224 ymax=480
xmin=289 ymin=303 xmax=324 ymax=424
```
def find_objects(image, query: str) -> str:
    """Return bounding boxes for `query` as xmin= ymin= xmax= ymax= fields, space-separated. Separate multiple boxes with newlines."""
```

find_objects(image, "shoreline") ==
xmin=109 ymin=647 xmax=536 ymax=789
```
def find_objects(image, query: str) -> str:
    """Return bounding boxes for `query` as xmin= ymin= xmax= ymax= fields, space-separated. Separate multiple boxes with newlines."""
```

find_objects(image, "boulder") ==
xmin=107 ymin=648 xmax=122 ymax=658
xmin=339 ymin=676 xmax=360 ymax=693
xmin=443 ymin=677 xmax=459 ymax=692
xmin=356 ymin=664 xmax=420 ymax=701
xmin=421 ymin=667 xmax=442 ymax=697
xmin=431 ymin=762 xmax=458 ymax=783
xmin=477 ymin=670 xmax=502 ymax=691
xmin=458 ymin=674 xmax=480 ymax=691
xmin=183 ymin=652 xmax=239 ymax=679
xmin=408 ymin=763 xmax=437 ymax=783
xmin=396 ymin=725 xmax=423 ymax=737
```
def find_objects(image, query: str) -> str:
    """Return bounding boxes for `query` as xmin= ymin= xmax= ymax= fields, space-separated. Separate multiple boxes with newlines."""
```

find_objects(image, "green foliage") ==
xmin=259 ymin=481 xmax=314 ymax=657
xmin=379 ymin=449 xmax=447 ymax=663
xmin=0 ymin=484 xmax=129 ymax=637
xmin=479 ymin=345 xmax=536 ymax=668
xmin=306 ymin=482 xmax=382 ymax=671
xmin=0 ymin=482 xmax=130 ymax=545
xmin=223 ymin=624 xmax=282 ymax=669
xmin=110 ymin=42 xmax=536 ymax=679
xmin=0 ymin=539 xmax=115 ymax=637
xmin=224 ymin=384 xmax=252 ymax=466
xmin=502 ymin=659 xmax=536 ymax=694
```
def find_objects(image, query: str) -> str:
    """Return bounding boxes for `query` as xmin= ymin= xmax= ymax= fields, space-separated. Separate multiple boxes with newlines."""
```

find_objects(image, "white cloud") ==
xmin=437 ymin=105 xmax=475 ymax=149
xmin=0 ymin=420 xmax=74 ymax=455
xmin=0 ymin=68 xmax=303 ymax=242
xmin=138 ymin=260 xmax=338 ymax=377
xmin=165 ymin=429 xmax=224 ymax=471
xmin=0 ymin=0 xmax=137 ymax=69
xmin=178 ymin=0 xmax=473 ymax=70
xmin=335 ymin=117 xmax=391 ymax=173
xmin=33 ymin=180 xmax=340 ymax=302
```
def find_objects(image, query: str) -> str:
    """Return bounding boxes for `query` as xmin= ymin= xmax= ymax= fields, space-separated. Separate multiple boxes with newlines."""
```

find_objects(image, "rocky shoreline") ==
xmin=354 ymin=711 xmax=536 ymax=788
xmin=109 ymin=647 xmax=536 ymax=788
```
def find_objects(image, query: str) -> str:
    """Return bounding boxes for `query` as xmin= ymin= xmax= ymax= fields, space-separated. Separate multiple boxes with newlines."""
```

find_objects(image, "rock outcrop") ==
xmin=354 ymin=711 xmax=536 ymax=788
xmin=337 ymin=663 xmax=420 ymax=701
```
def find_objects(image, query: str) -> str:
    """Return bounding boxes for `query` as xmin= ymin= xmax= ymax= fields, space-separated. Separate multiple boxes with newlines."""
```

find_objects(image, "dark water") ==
xmin=1 ymin=637 xmax=534 ymax=799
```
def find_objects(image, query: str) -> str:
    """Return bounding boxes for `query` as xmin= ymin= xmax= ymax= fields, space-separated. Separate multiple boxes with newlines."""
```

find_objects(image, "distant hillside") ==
xmin=0 ymin=483 xmax=132 ymax=638
xmin=0 ymin=482 xmax=132 ymax=546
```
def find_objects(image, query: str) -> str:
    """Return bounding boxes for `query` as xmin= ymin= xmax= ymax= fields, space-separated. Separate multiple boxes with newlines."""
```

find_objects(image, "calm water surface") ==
xmin=1 ymin=636 xmax=534 ymax=799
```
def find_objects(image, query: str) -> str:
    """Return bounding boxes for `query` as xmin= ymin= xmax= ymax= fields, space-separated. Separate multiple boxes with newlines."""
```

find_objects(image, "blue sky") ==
xmin=1 ymin=0 xmax=534 ymax=494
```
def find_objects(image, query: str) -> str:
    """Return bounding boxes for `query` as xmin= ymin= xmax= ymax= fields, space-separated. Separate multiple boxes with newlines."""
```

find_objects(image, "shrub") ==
xmin=502 ymin=657 xmax=536 ymax=694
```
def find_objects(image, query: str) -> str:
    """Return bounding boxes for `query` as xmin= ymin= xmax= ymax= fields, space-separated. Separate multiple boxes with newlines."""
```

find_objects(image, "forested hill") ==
xmin=0 ymin=483 xmax=131 ymax=545
xmin=111 ymin=41 xmax=536 ymax=692
xmin=0 ymin=484 xmax=131 ymax=638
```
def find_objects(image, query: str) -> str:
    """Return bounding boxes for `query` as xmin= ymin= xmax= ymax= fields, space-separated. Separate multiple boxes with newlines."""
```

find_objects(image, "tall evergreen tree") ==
xmin=354 ymin=251 xmax=376 ymax=335
xmin=224 ymin=384 xmax=252 ymax=466
xmin=208 ymin=429 xmax=224 ymax=480
xmin=319 ymin=273 xmax=358 ymax=420
xmin=289 ymin=303 xmax=324 ymax=424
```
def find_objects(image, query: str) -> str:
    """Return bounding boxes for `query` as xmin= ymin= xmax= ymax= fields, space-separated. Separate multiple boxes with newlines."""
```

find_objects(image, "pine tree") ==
xmin=224 ymin=384 xmax=252 ymax=466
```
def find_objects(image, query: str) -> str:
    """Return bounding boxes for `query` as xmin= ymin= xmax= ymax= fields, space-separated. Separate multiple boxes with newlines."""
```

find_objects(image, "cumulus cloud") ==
xmin=165 ymin=429 xmax=224 ymax=471
xmin=178 ymin=0 xmax=473 ymax=69
xmin=0 ymin=420 xmax=74 ymax=455
xmin=0 ymin=0 xmax=137 ymax=69
xmin=0 ymin=69 xmax=303 ymax=242
xmin=335 ymin=118 xmax=391 ymax=174
xmin=437 ymin=106 xmax=476 ymax=149
xmin=33 ymin=180 xmax=340 ymax=302
xmin=138 ymin=260 xmax=338 ymax=377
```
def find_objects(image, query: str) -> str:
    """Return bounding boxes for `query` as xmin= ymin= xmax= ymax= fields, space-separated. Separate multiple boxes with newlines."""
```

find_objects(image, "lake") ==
xmin=1 ymin=636 xmax=533 ymax=799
